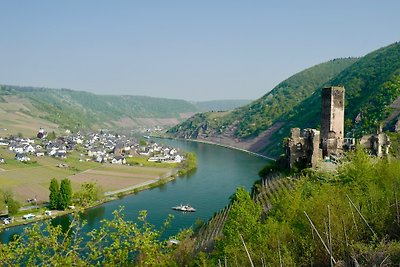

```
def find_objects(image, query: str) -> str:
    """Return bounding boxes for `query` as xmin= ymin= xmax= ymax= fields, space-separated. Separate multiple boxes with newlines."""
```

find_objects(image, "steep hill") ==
xmin=169 ymin=42 xmax=400 ymax=158
xmin=0 ymin=85 xmax=199 ymax=135
xmin=259 ymin=41 xmax=400 ymax=156
xmin=168 ymin=57 xmax=358 ymax=155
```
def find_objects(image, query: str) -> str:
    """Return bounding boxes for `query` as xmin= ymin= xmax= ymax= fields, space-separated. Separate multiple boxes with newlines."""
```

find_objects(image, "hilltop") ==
xmin=168 ymin=42 xmax=400 ymax=158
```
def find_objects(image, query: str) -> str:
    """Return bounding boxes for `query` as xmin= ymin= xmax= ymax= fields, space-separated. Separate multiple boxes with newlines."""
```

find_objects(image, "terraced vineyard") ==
xmin=254 ymin=173 xmax=298 ymax=217
xmin=192 ymin=172 xmax=299 ymax=254
xmin=193 ymin=205 xmax=232 ymax=253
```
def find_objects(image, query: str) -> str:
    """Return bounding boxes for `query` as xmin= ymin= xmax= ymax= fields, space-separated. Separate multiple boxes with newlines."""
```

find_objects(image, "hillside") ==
xmin=168 ymin=57 xmax=358 ymax=155
xmin=193 ymin=99 xmax=252 ymax=112
xmin=169 ymin=42 xmax=400 ymax=158
xmin=0 ymin=85 xmax=199 ymax=135
xmin=258 ymin=41 xmax=400 ymax=156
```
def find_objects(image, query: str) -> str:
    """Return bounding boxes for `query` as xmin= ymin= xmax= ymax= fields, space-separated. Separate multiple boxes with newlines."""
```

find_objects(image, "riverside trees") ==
xmin=49 ymin=178 xmax=59 ymax=209
xmin=0 ymin=208 xmax=191 ymax=266
xmin=48 ymin=178 xmax=72 ymax=210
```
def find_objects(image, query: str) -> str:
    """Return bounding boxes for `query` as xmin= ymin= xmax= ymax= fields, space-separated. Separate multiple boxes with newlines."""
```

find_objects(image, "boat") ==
xmin=172 ymin=204 xmax=196 ymax=212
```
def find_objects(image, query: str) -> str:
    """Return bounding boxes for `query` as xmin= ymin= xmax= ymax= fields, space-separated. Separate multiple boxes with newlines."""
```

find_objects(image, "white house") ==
xmin=15 ymin=153 xmax=30 ymax=162
xmin=174 ymin=155 xmax=183 ymax=163
xmin=23 ymin=144 xmax=36 ymax=154
xmin=112 ymin=156 xmax=126 ymax=165
xmin=35 ymin=152 xmax=45 ymax=157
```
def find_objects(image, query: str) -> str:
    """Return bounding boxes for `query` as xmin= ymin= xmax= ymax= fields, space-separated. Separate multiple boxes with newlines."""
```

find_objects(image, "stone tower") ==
xmin=320 ymin=86 xmax=345 ymax=157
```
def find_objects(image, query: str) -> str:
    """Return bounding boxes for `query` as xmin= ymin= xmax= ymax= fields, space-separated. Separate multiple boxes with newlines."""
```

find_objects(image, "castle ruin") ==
xmin=285 ymin=86 xmax=344 ymax=168
xmin=284 ymin=86 xmax=390 ymax=169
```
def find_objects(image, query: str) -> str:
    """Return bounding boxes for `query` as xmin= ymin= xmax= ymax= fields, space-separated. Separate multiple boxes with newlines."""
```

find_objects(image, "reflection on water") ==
xmin=51 ymin=214 xmax=72 ymax=234
xmin=83 ymin=206 xmax=106 ymax=227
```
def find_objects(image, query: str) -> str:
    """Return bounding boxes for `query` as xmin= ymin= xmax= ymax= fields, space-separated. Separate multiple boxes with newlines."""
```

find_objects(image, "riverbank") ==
xmin=156 ymin=136 xmax=276 ymax=161
xmin=0 ymin=153 xmax=197 ymax=231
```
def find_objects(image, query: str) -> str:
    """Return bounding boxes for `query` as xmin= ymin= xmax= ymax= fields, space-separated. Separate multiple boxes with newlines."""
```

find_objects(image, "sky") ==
xmin=0 ymin=1 xmax=399 ymax=101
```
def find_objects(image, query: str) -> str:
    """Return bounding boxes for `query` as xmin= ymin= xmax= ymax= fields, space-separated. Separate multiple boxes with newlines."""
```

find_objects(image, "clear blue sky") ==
xmin=0 ymin=1 xmax=399 ymax=101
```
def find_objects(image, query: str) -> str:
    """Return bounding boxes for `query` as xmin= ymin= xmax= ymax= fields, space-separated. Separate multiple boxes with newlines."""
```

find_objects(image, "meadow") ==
xmin=0 ymin=147 xmax=174 ymax=204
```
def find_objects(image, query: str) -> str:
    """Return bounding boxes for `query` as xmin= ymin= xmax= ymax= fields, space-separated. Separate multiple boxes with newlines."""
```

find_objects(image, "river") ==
xmin=0 ymin=139 xmax=269 ymax=243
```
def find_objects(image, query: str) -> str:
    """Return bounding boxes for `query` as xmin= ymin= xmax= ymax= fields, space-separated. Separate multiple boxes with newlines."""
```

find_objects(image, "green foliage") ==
xmin=168 ymin=58 xmax=357 ymax=145
xmin=139 ymin=139 xmax=147 ymax=146
xmin=0 ymin=208 xmax=191 ymax=266
xmin=74 ymin=182 xmax=103 ymax=207
xmin=58 ymin=178 xmax=72 ymax=210
xmin=213 ymin=151 xmax=400 ymax=265
xmin=258 ymin=160 xmax=287 ymax=177
xmin=177 ymin=152 xmax=197 ymax=176
xmin=49 ymin=178 xmax=60 ymax=210
xmin=47 ymin=131 xmax=56 ymax=140
xmin=6 ymin=198 xmax=21 ymax=216
xmin=125 ymin=156 xmax=178 ymax=168
xmin=171 ymin=42 xmax=400 ymax=158
xmin=1 ymin=189 xmax=20 ymax=215
xmin=194 ymin=99 xmax=252 ymax=112
xmin=0 ymin=193 xmax=5 ymax=213
xmin=274 ymin=43 xmax=400 ymax=145
xmin=388 ymin=132 xmax=400 ymax=157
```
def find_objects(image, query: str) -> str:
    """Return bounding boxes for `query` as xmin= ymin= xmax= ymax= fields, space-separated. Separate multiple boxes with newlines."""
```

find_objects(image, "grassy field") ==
xmin=126 ymin=156 xmax=179 ymax=168
xmin=0 ymin=148 xmax=174 ymax=204
xmin=0 ymin=95 xmax=59 ymax=138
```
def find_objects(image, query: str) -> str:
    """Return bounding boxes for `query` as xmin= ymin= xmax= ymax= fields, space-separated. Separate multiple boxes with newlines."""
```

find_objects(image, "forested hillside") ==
xmin=258 ymin=41 xmax=400 ymax=156
xmin=0 ymin=85 xmax=199 ymax=132
xmin=193 ymin=99 xmax=252 ymax=112
xmin=168 ymin=58 xmax=357 ymax=150
xmin=169 ymin=42 xmax=400 ymax=158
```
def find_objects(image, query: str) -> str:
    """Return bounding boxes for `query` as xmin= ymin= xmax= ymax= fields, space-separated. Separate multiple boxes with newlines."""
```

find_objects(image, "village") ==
xmin=0 ymin=128 xmax=184 ymax=165
xmin=0 ymin=128 xmax=190 ymax=227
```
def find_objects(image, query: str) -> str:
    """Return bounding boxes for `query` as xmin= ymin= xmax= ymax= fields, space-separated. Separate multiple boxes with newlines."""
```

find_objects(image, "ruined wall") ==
xmin=285 ymin=128 xmax=321 ymax=168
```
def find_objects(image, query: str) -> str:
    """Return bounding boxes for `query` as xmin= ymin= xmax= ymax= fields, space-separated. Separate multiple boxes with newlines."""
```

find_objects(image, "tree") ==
xmin=1 ymin=189 xmax=20 ymax=215
xmin=47 ymin=131 xmax=56 ymax=140
xmin=59 ymin=178 xmax=72 ymax=210
xmin=7 ymin=198 xmax=21 ymax=216
xmin=139 ymin=139 xmax=147 ymax=147
xmin=49 ymin=178 xmax=60 ymax=210
xmin=74 ymin=182 xmax=103 ymax=207
xmin=0 ymin=208 xmax=183 ymax=266
xmin=0 ymin=193 xmax=6 ymax=213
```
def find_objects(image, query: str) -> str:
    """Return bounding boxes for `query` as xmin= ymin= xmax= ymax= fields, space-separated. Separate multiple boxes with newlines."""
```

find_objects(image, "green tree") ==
xmin=217 ymin=187 xmax=263 ymax=265
xmin=49 ymin=178 xmax=60 ymax=210
xmin=7 ymin=198 xmax=21 ymax=216
xmin=139 ymin=139 xmax=147 ymax=147
xmin=0 ymin=193 xmax=6 ymax=213
xmin=1 ymin=189 xmax=20 ymax=215
xmin=0 ymin=208 xmax=185 ymax=266
xmin=74 ymin=182 xmax=103 ymax=207
xmin=47 ymin=131 xmax=56 ymax=140
xmin=58 ymin=178 xmax=72 ymax=210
